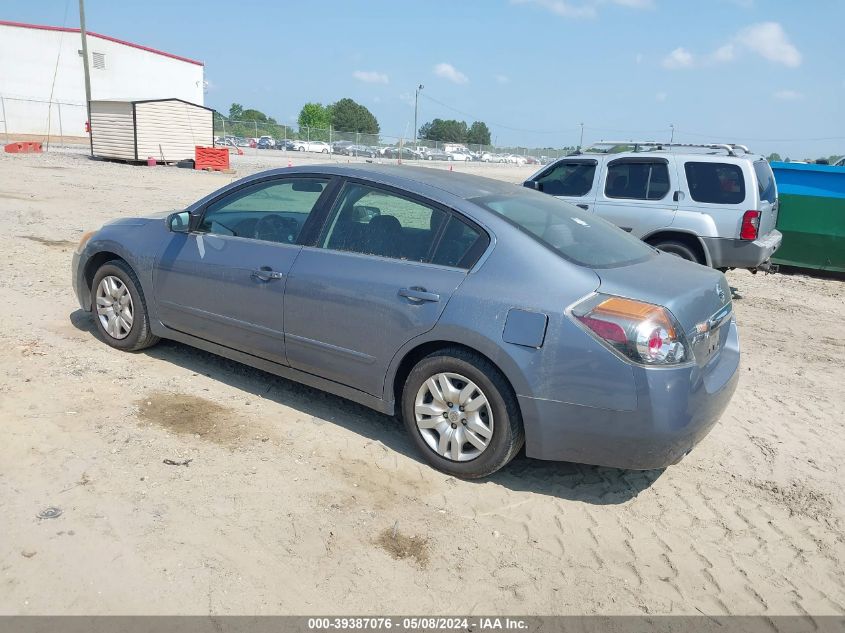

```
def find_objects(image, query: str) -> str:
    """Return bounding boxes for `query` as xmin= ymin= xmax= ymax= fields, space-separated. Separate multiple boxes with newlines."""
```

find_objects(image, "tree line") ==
xmin=214 ymin=99 xmax=495 ymax=147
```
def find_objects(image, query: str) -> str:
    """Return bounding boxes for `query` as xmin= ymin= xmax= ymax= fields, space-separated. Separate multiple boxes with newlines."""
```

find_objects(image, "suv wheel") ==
xmin=91 ymin=260 xmax=159 ymax=351
xmin=401 ymin=348 xmax=524 ymax=478
xmin=652 ymin=240 xmax=703 ymax=264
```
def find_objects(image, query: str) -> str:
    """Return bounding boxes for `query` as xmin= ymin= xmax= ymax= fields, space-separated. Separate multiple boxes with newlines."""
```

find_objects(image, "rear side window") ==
xmin=431 ymin=216 xmax=486 ymax=268
xmin=684 ymin=162 xmax=746 ymax=204
xmin=534 ymin=161 xmax=596 ymax=197
xmin=472 ymin=191 xmax=655 ymax=268
xmin=320 ymin=183 xmax=446 ymax=263
xmin=753 ymin=160 xmax=777 ymax=203
xmin=605 ymin=161 xmax=670 ymax=200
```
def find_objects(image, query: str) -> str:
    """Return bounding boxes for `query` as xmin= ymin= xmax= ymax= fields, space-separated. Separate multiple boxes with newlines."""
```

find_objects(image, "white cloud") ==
xmin=511 ymin=0 xmax=653 ymax=17
xmin=662 ymin=47 xmax=694 ymax=69
xmin=773 ymin=89 xmax=804 ymax=101
xmin=655 ymin=91 xmax=667 ymax=102
xmin=739 ymin=22 xmax=802 ymax=67
xmin=610 ymin=0 xmax=654 ymax=7
xmin=434 ymin=62 xmax=469 ymax=84
xmin=495 ymin=74 xmax=510 ymax=84
xmin=511 ymin=0 xmax=597 ymax=18
xmin=662 ymin=22 xmax=801 ymax=70
xmin=353 ymin=70 xmax=389 ymax=84
xmin=710 ymin=43 xmax=735 ymax=63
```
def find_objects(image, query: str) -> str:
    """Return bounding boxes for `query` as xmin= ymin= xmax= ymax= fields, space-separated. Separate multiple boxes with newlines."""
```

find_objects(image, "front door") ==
xmin=283 ymin=181 xmax=488 ymax=397
xmin=592 ymin=158 xmax=678 ymax=237
xmin=153 ymin=176 xmax=332 ymax=365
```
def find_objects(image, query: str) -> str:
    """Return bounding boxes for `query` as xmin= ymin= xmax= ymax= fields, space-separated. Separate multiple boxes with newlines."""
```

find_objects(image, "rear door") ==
xmin=153 ymin=175 xmax=334 ymax=365
xmin=592 ymin=157 xmax=677 ymax=236
xmin=525 ymin=158 xmax=600 ymax=211
xmin=283 ymin=180 xmax=489 ymax=397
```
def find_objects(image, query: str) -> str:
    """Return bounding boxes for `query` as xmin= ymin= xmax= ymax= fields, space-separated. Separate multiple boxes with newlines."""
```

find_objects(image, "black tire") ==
xmin=400 ymin=348 xmax=524 ymax=479
xmin=91 ymin=260 xmax=159 ymax=352
xmin=652 ymin=240 xmax=702 ymax=264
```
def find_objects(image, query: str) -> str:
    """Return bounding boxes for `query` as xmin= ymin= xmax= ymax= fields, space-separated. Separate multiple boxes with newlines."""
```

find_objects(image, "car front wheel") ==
xmin=401 ymin=348 xmax=524 ymax=478
xmin=91 ymin=260 xmax=159 ymax=351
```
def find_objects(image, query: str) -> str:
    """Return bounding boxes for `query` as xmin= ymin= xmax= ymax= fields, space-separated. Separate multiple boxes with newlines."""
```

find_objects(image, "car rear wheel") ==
xmin=401 ymin=348 xmax=524 ymax=478
xmin=652 ymin=240 xmax=703 ymax=264
xmin=91 ymin=260 xmax=159 ymax=352
xmin=322 ymin=149 xmax=328 ymax=154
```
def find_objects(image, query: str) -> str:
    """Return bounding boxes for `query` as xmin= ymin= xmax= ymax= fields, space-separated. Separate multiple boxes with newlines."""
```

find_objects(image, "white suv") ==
xmin=524 ymin=142 xmax=783 ymax=271
xmin=292 ymin=140 xmax=331 ymax=153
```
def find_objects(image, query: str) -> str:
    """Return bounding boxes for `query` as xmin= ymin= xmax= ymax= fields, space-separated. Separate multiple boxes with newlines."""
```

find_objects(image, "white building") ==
xmin=0 ymin=20 xmax=205 ymax=140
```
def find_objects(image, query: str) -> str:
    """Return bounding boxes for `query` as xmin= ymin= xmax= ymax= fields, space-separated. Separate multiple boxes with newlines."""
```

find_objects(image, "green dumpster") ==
xmin=770 ymin=161 xmax=845 ymax=272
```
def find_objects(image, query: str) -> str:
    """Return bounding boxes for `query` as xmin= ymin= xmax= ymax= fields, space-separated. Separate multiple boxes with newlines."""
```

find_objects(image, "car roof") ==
xmin=561 ymin=149 xmax=765 ymax=163
xmin=260 ymin=164 xmax=521 ymax=199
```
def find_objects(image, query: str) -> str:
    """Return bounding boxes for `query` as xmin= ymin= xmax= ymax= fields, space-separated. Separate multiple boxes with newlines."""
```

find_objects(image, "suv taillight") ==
xmin=740 ymin=210 xmax=760 ymax=240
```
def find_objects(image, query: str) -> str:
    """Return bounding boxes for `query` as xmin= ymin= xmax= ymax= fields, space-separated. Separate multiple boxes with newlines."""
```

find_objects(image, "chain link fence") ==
xmin=0 ymin=96 xmax=88 ymax=148
xmin=213 ymin=113 xmax=576 ymax=164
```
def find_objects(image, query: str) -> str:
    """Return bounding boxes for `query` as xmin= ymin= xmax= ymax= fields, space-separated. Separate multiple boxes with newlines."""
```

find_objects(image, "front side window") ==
xmin=320 ymin=183 xmax=447 ymax=262
xmin=535 ymin=161 xmax=597 ymax=197
xmin=200 ymin=178 xmax=329 ymax=244
xmin=684 ymin=162 xmax=746 ymax=204
xmin=604 ymin=161 xmax=670 ymax=200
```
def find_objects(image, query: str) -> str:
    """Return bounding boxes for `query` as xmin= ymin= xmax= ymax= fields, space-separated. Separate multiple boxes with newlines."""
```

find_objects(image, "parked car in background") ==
xmin=332 ymin=141 xmax=354 ymax=154
xmin=447 ymin=150 xmax=472 ymax=162
xmin=258 ymin=135 xmax=275 ymax=149
xmin=72 ymin=165 xmax=739 ymax=478
xmin=384 ymin=147 xmax=423 ymax=160
xmin=425 ymin=149 xmax=452 ymax=161
xmin=834 ymin=156 xmax=845 ymax=167
xmin=524 ymin=141 xmax=782 ymax=271
xmin=342 ymin=144 xmax=377 ymax=157
xmin=275 ymin=139 xmax=296 ymax=151
xmin=292 ymin=140 xmax=332 ymax=153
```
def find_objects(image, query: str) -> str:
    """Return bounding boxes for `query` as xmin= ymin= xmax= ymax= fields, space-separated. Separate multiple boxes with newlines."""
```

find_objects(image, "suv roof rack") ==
xmin=588 ymin=141 xmax=751 ymax=157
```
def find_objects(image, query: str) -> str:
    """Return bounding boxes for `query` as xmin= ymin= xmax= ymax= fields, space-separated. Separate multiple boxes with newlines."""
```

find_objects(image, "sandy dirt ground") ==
xmin=0 ymin=149 xmax=843 ymax=615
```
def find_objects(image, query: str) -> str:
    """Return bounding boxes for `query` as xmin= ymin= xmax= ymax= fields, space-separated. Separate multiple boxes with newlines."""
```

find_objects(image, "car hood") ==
xmin=595 ymin=251 xmax=732 ymax=342
xmin=102 ymin=210 xmax=177 ymax=227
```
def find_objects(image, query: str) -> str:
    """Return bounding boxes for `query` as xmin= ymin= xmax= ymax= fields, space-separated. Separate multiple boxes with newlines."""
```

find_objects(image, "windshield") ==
xmin=471 ymin=192 xmax=655 ymax=268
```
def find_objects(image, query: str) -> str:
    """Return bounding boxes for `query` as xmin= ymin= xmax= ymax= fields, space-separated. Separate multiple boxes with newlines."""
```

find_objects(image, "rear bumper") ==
xmin=702 ymin=230 xmax=782 ymax=269
xmin=519 ymin=321 xmax=740 ymax=470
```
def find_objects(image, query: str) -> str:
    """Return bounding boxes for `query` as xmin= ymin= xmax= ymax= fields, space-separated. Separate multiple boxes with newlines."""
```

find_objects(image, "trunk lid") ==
xmin=595 ymin=252 xmax=733 ymax=368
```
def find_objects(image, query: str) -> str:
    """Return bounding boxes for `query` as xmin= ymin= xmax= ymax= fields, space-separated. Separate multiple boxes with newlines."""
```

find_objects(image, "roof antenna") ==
xmin=669 ymin=123 xmax=675 ymax=145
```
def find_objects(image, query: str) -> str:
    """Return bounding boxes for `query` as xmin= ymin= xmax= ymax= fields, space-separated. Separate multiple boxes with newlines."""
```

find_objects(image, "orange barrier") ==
xmin=5 ymin=141 xmax=43 ymax=154
xmin=195 ymin=146 xmax=230 ymax=171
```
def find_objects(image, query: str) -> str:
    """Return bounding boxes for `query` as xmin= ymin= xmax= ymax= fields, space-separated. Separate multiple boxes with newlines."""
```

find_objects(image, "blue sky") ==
xmin=5 ymin=0 xmax=844 ymax=157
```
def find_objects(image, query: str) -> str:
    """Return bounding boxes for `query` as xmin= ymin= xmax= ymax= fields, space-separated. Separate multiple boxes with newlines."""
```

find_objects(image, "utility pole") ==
xmin=413 ymin=84 xmax=424 ymax=147
xmin=669 ymin=123 xmax=675 ymax=144
xmin=579 ymin=122 xmax=584 ymax=149
xmin=79 ymin=0 xmax=93 ymax=155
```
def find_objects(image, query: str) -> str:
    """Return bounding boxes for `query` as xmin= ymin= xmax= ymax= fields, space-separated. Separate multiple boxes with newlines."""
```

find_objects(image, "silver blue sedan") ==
xmin=72 ymin=165 xmax=739 ymax=478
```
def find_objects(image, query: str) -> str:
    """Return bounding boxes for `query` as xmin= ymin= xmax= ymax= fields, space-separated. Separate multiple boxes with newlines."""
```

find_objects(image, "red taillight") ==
xmin=740 ymin=210 xmax=760 ymax=240
xmin=576 ymin=315 xmax=627 ymax=343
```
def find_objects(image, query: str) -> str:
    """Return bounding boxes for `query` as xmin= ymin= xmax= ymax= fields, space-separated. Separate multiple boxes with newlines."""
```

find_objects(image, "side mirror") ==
xmin=523 ymin=180 xmax=542 ymax=192
xmin=167 ymin=211 xmax=190 ymax=233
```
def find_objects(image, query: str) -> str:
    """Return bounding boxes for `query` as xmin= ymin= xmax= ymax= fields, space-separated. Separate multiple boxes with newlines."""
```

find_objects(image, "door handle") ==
xmin=399 ymin=287 xmax=440 ymax=303
xmin=576 ymin=203 xmax=589 ymax=210
xmin=251 ymin=266 xmax=284 ymax=282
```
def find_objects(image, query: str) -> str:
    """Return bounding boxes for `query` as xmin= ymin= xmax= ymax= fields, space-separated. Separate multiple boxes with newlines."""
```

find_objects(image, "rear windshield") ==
xmin=684 ymin=162 xmax=746 ymax=204
xmin=471 ymin=192 xmax=655 ymax=268
xmin=754 ymin=160 xmax=777 ymax=203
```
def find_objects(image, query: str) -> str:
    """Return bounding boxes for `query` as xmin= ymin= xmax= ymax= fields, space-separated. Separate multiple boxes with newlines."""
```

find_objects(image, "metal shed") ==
xmin=89 ymin=98 xmax=213 ymax=162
